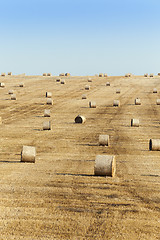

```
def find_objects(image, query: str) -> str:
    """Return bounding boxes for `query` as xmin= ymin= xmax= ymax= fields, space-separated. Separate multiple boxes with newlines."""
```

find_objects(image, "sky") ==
xmin=0 ymin=0 xmax=160 ymax=76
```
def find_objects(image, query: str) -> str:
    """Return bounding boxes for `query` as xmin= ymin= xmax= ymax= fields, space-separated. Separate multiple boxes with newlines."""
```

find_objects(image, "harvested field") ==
xmin=0 ymin=74 xmax=160 ymax=239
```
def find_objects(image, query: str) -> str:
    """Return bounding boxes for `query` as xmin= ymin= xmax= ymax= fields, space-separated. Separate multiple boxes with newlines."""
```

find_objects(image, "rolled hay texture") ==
xmin=150 ymin=74 xmax=154 ymax=77
xmin=104 ymin=73 xmax=108 ymax=77
xmin=46 ymin=92 xmax=52 ymax=98
xmin=144 ymin=73 xmax=148 ymax=77
xmin=44 ymin=109 xmax=51 ymax=117
xmin=131 ymin=119 xmax=139 ymax=127
xmin=113 ymin=100 xmax=120 ymax=107
xmin=149 ymin=139 xmax=160 ymax=151
xmin=153 ymin=88 xmax=157 ymax=93
xmin=0 ymin=83 xmax=5 ymax=87
xmin=8 ymin=90 xmax=14 ymax=94
xmin=56 ymin=78 xmax=61 ymax=82
xmin=43 ymin=73 xmax=47 ymax=76
xmin=135 ymin=98 xmax=141 ymax=105
xmin=59 ymin=73 xmax=65 ymax=76
xmin=99 ymin=73 xmax=104 ymax=77
xmin=89 ymin=101 xmax=96 ymax=108
xmin=43 ymin=121 xmax=51 ymax=130
xmin=47 ymin=73 xmax=52 ymax=76
xmin=99 ymin=135 xmax=109 ymax=146
xmin=19 ymin=83 xmax=24 ymax=87
xmin=75 ymin=115 xmax=86 ymax=124
xmin=156 ymin=99 xmax=160 ymax=105
xmin=21 ymin=145 xmax=36 ymax=163
xmin=94 ymin=155 xmax=116 ymax=177
xmin=1 ymin=73 xmax=5 ymax=77
xmin=82 ymin=94 xmax=87 ymax=99
xmin=11 ymin=94 xmax=16 ymax=100
xmin=85 ymin=85 xmax=90 ymax=90
xmin=65 ymin=73 xmax=70 ymax=76
xmin=116 ymin=89 xmax=120 ymax=94
xmin=88 ymin=78 xmax=92 ymax=82
xmin=61 ymin=80 xmax=66 ymax=84
xmin=46 ymin=98 xmax=53 ymax=105
xmin=8 ymin=72 xmax=12 ymax=76
xmin=106 ymin=82 xmax=110 ymax=86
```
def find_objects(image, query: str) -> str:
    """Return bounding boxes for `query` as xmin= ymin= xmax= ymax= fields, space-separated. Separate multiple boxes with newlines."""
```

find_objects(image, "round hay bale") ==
xmin=47 ymin=73 xmax=52 ymax=76
xmin=65 ymin=73 xmax=70 ymax=76
xmin=131 ymin=119 xmax=139 ymax=127
xmin=43 ymin=73 xmax=47 ymax=76
xmin=8 ymin=72 xmax=12 ymax=76
xmin=153 ymin=88 xmax=157 ymax=93
xmin=19 ymin=83 xmax=24 ymax=87
xmin=135 ymin=98 xmax=141 ymax=105
xmin=158 ymin=73 xmax=160 ymax=76
xmin=150 ymin=74 xmax=154 ymax=77
xmin=43 ymin=121 xmax=51 ymax=130
xmin=88 ymin=78 xmax=92 ymax=82
xmin=113 ymin=100 xmax=120 ymax=107
xmin=106 ymin=82 xmax=110 ymax=86
xmin=94 ymin=155 xmax=116 ymax=177
xmin=99 ymin=135 xmax=109 ymax=146
xmin=82 ymin=94 xmax=87 ymax=99
xmin=8 ymin=90 xmax=14 ymax=94
xmin=46 ymin=98 xmax=53 ymax=105
xmin=116 ymin=89 xmax=120 ymax=94
xmin=75 ymin=115 xmax=86 ymax=124
xmin=144 ymin=73 xmax=148 ymax=77
xmin=56 ymin=78 xmax=61 ymax=82
xmin=44 ymin=109 xmax=51 ymax=117
xmin=85 ymin=85 xmax=90 ymax=90
xmin=1 ymin=73 xmax=5 ymax=77
xmin=11 ymin=94 xmax=16 ymax=100
xmin=61 ymin=80 xmax=66 ymax=84
xmin=46 ymin=92 xmax=52 ymax=98
xmin=99 ymin=73 xmax=104 ymax=77
xmin=0 ymin=83 xmax=5 ymax=87
xmin=104 ymin=73 xmax=108 ymax=77
xmin=59 ymin=73 xmax=65 ymax=76
xmin=89 ymin=101 xmax=96 ymax=108
xmin=21 ymin=146 xmax=36 ymax=163
xmin=149 ymin=139 xmax=160 ymax=151
xmin=156 ymin=99 xmax=160 ymax=105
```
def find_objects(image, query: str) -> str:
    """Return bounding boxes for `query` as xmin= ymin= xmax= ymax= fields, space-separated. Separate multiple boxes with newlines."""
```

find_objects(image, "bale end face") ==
xmin=21 ymin=146 xmax=36 ymax=163
xmin=94 ymin=155 xmax=116 ymax=177
xmin=46 ymin=98 xmax=53 ymax=105
xmin=135 ymin=98 xmax=141 ymax=105
xmin=131 ymin=119 xmax=139 ymax=127
xmin=89 ymin=101 xmax=96 ymax=108
xmin=113 ymin=100 xmax=120 ymax=107
xmin=99 ymin=135 xmax=109 ymax=146
xmin=46 ymin=92 xmax=52 ymax=98
xmin=75 ymin=115 xmax=86 ymax=124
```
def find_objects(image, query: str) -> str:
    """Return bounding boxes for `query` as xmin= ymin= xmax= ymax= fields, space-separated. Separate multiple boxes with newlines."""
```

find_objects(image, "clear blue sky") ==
xmin=0 ymin=0 xmax=160 ymax=76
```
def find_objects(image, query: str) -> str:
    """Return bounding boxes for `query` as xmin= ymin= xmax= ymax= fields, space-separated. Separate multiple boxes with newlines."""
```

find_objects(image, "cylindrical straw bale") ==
xmin=156 ymin=99 xmax=160 ymax=105
xmin=150 ymin=74 xmax=154 ymax=77
xmin=131 ymin=119 xmax=139 ymax=127
xmin=75 ymin=115 xmax=86 ymax=124
xmin=89 ymin=101 xmax=96 ymax=108
xmin=44 ymin=109 xmax=51 ymax=117
xmin=94 ymin=155 xmax=116 ymax=177
xmin=144 ymin=73 xmax=148 ymax=77
xmin=85 ymin=85 xmax=90 ymax=90
xmin=116 ymin=89 xmax=120 ymax=94
xmin=56 ymin=78 xmax=61 ymax=82
xmin=46 ymin=92 xmax=52 ymax=98
xmin=0 ymin=83 xmax=5 ymax=87
xmin=99 ymin=135 xmax=109 ymax=146
xmin=65 ymin=73 xmax=70 ymax=76
xmin=47 ymin=73 xmax=52 ymax=76
xmin=1 ymin=73 xmax=5 ymax=77
xmin=8 ymin=72 xmax=12 ymax=76
xmin=158 ymin=73 xmax=160 ymax=76
xmin=43 ymin=121 xmax=51 ymax=130
xmin=104 ymin=73 xmax=108 ymax=77
xmin=99 ymin=73 xmax=104 ymax=77
xmin=21 ymin=146 xmax=36 ymax=163
xmin=61 ymin=80 xmax=66 ymax=84
xmin=19 ymin=83 xmax=24 ymax=87
xmin=149 ymin=139 xmax=160 ymax=151
xmin=106 ymin=82 xmax=110 ymax=86
xmin=88 ymin=78 xmax=92 ymax=82
xmin=8 ymin=90 xmax=14 ymax=94
xmin=135 ymin=98 xmax=141 ymax=105
xmin=82 ymin=94 xmax=87 ymax=99
xmin=153 ymin=88 xmax=157 ymax=93
xmin=43 ymin=73 xmax=47 ymax=76
xmin=59 ymin=73 xmax=65 ymax=76
xmin=113 ymin=100 xmax=120 ymax=107
xmin=11 ymin=94 xmax=16 ymax=100
xmin=46 ymin=98 xmax=53 ymax=105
